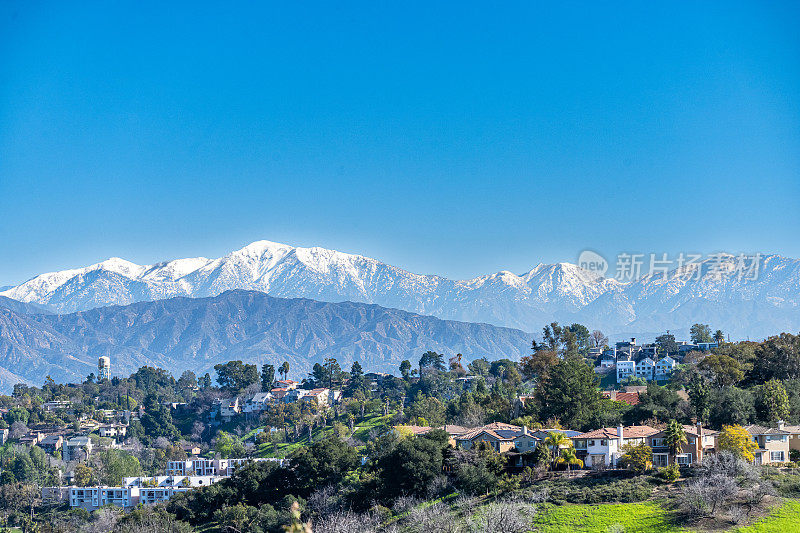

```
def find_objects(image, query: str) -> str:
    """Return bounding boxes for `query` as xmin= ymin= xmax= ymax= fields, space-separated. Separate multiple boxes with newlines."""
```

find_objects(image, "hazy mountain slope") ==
xmin=0 ymin=290 xmax=530 ymax=391
xmin=2 ymin=241 xmax=798 ymax=338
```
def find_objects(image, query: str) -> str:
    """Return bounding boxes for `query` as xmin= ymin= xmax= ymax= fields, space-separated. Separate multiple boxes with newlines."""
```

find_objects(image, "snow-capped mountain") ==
xmin=2 ymin=241 xmax=799 ymax=338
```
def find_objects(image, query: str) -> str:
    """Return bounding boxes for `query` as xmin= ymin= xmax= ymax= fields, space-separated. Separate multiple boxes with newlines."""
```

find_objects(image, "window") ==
xmin=653 ymin=454 xmax=668 ymax=467
xmin=589 ymin=440 xmax=595 ymax=446
xmin=771 ymin=451 xmax=785 ymax=462
xmin=676 ymin=454 xmax=692 ymax=465
xmin=651 ymin=438 xmax=665 ymax=447
xmin=600 ymin=439 xmax=608 ymax=446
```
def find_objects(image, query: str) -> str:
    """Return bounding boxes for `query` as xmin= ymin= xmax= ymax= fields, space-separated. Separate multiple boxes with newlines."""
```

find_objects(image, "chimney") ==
xmin=617 ymin=425 xmax=624 ymax=441
xmin=522 ymin=426 xmax=529 ymax=435
xmin=696 ymin=421 xmax=704 ymax=462
xmin=778 ymin=420 xmax=785 ymax=430
xmin=609 ymin=390 xmax=617 ymax=401
xmin=631 ymin=337 xmax=636 ymax=345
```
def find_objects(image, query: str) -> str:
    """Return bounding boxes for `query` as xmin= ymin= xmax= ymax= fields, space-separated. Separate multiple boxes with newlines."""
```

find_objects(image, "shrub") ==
xmin=656 ymin=464 xmax=680 ymax=483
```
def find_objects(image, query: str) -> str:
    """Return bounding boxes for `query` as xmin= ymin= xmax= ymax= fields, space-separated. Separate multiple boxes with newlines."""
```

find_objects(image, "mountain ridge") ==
xmin=0 ymin=290 xmax=530 ymax=392
xmin=2 ymin=241 xmax=799 ymax=338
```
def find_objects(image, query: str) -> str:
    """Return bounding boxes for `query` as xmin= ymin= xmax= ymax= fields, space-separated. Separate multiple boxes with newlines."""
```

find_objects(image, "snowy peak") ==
xmin=1 ymin=241 xmax=799 ymax=339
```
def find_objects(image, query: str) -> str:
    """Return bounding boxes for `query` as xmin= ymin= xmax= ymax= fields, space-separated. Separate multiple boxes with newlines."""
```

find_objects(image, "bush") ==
xmin=656 ymin=464 xmax=680 ymax=483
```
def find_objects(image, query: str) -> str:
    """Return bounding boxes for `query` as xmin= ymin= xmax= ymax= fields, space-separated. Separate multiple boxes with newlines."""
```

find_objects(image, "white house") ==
xmin=243 ymin=392 xmax=273 ymax=415
xmin=654 ymin=356 xmax=677 ymax=380
xmin=616 ymin=360 xmax=635 ymax=382
xmin=635 ymin=358 xmax=655 ymax=380
xmin=573 ymin=425 xmax=659 ymax=468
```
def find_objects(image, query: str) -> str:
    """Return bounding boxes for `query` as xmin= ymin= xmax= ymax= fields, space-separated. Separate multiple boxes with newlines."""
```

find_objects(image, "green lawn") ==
xmin=735 ymin=500 xmax=800 ymax=532
xmin=532 ymin=502 xmax=686 ymax=533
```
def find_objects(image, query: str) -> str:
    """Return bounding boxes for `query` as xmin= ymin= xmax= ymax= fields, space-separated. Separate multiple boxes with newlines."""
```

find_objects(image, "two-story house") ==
xmin=616 ymin=360 xmax=636 ymax=383
xmin=745 ymin=424 xmax=790 ymax=465
xmin=574 ymin=425 xmax=659 ymax=468
xmin=654 ymin=356 xmax=677 ymax=380
xmin=635 ymin=358 xmax=655 ymax=380
xmin=648 ymin=423 xmax=717 ymax=467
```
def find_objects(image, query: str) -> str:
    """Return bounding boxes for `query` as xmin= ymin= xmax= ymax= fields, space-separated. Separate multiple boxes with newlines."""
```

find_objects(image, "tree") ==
xmin=533 ymin=322 xmax=578 ymax=358
xmin=755 ymin=379 xmax=789 ymax=424
xmin=279 ymin=361 xmax=290 ymax=381
xmin=419 ymin=351 xmax=445 ymax=376
xmin=94 ymin=449 xmax=142 ymax=485
xmin=74 ymin=463 xmax=95 ymax=487
xmin=214 ymin=431 xmax=246 ymax=458
xmin=590 ymin=330 xmax=608 ymax=349
xmin=690 ymin=324 xmax=712 ymax=344
xmin=536 ymin=357 xmax=602 ymax=430
xmin=655 ymin=333 xmax=679 ymax=355
xmin=543 ymin=431 xmax=572 ymax=471
xmin=664 ymin=420 xmax=688 ymax=465
xmin=568 ymin=324 xmax=591 ymax=355
xmin=698 ymin=354 xmax=743 ymax=388
xmin=200 ymin=373 xmax=212 ymax=389
xmin=214 ymin=361 xmax=259 ymax=393
xmin=688 ymin=373 xmax=711 ymax=422
xmin=177 ymin=371 xmax=197 ymax=390
xmin=399 ymin=360 xmax=411 ymax=381
xmin=710 ymin=387 xmax=755 ymax=427
xmin=519 ymin=349 xmax=558 ymax=381
xmin=323 ymin=358 xmax=343 ymax=389
xmin=376 ymin=434 xmax=445 ymax=500
xmin=261 ymin=364 xmax=275 ymax=392
xmin=717 ymin=425 xmax=759 ymax=462
xmin=556 ymin=447 xmax=583 ymax=476
xmin=618 ymin=443 xmax=653 ymax=473
xmin=346 ymin=361 xmax=365 ymax=394
xmin=750 ymin=333 xmax=800 ymax=383
xmin=714 ymin=329 xmax=725 ymax=345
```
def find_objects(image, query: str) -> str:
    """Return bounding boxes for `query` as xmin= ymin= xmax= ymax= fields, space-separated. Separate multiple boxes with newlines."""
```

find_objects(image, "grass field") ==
xmin=529 ymin=499 xmax=800 ymax=532
xmin=734 ymin=500 xmax=800 ymax=532
xmin=532 ymin=502 xmax=686 ymax=533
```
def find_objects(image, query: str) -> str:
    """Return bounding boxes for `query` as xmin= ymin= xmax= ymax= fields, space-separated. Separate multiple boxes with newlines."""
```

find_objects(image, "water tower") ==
xmin=98 ymin=356 xmax=111 ymax=381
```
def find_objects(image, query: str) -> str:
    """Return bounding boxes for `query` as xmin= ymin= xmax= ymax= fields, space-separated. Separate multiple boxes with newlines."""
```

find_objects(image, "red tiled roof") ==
xmin=577 ymin=425 xmax=658 ymax=439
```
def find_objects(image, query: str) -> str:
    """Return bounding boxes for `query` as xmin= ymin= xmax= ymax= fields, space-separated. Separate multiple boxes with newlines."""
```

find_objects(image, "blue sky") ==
xmin=1 ymin=1 xmax=798 ymax=285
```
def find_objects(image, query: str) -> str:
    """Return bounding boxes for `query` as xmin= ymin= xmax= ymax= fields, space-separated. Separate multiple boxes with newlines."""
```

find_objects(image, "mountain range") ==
xmin=0 ymin=290 xmax=529 ymax=391
xmin=2 ymin=240 xmax=799 ymax=339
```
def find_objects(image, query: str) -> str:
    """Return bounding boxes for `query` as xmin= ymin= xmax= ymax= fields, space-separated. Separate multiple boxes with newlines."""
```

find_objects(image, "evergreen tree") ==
xmin=261 ymin=364 xmax=275 ymax=392
xmin=536 ymin=356 xmax=601 ymax=430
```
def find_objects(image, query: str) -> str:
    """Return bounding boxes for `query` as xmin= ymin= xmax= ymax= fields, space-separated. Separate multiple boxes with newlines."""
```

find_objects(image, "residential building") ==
xmin=98 ymin=424 xmax=127 ymax=439
xmin=602 ymin=391 xmax=641 ymax=406
xmin=634 ymin=358 xmax=654 ymax=380
xmin=654 ymin=356 xmax=677 ymax=380
xmin=616 ymin=360 xmax=635 ymax=382
xmin=63 ymin=435 xmax=93 ymax=462
xmin=243 ymin=392 xmax=273 ymax=415
xmin=573 ymin=425 xmax=659 ymax=468
xmin=781 ymin=423 xmax=800 ymax=453
xmin=648 ymin=423 xmax=717 ymax=467
xmin=745 ymin=424 xmax=791 ymax=465
xmin=274 ymin=379 xmax=299 ymax=390
xmin=454 ymin=422 xmax=524 ymax=452
xmin=0 ymin=428 xmax=8 ymax=445
xmin=19 ymin=432 xmax=45 ymax=446
xmin=39 ymin=435 xmax=64 ymax=453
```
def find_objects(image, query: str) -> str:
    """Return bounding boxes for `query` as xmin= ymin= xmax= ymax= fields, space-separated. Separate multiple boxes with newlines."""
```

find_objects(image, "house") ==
xmin=781 ymin=423 xmax=800 ymax=454
xmin=301 ymin=388 xmax=341 ymax=407
xmin=63 ymin=435 xmax=93 ymax=462
xmin=648 ymin=423 xmax=717 ymax=467
xmin=599 ymin=353 xmax=616 ymax=370
xmin=243 ymin=392 xmax=273 ymax=415
xmin=634 ymin=358 xmax=654 ymax=380
xmin=19 ymin=432 xmax=45 ymax=446
xmin=573 ymin=425 xmax=659 ymax=468
xmin=181 ymin=443 xmax=202 ymax=456
xmin=454 ymin=422 xmax=523 ymax=453
xmin=602 ymin=391 xmax=641 ymax=406
xmin=744 ymin=424 xmax=790 ymax=465
xmin=39 ymin=435 xmax=64 ymax=453
xmin=42 ymin=400 xmax=73 ymax=412
xmin=0 ymin=428 xmax=8 ymax=445
xmin=214 ymin=398 xmax=241 ymax=421
xmin=654 ymin=356 xmax=677 ymax=380
xmin=275 ymin=379 xmax=299 ymax=390
xmin=98 ymin=424 xmax=127 ymax=439
xmin=616 ymin=360 xmax=635 ymax=382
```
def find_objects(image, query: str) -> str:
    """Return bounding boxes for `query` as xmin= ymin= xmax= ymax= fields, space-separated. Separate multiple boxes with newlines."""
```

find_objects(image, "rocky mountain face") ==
xmin=2 ymin=241 xmax=798 ymax=339
xmin=0 ymin=290 xmax=530 ymax=391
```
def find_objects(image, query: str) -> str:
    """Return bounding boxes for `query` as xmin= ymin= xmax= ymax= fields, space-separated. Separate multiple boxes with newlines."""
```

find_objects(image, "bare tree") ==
xmin=590 ymin=330 xmax=608 ymax=348
xmin=468 ymin=499 xmax=535 ymax=533
xmin=313 ymin=510 xmax=380 ymax=533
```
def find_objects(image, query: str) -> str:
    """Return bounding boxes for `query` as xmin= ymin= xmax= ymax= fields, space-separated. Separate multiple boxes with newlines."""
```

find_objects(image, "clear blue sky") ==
xmin=1 ymin=1 xmax=798 ymax=285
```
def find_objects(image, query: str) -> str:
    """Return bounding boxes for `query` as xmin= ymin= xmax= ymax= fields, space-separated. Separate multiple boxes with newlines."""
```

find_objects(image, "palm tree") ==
xmin=713 ymin=329 xmax=725 ymax=345
xmin=556 ymin=447 xmax=584 ymax=476
xmin=663 ymin=419 xmax=688 ymax=465
xmin=279 ymin=362 xmax=290 ymax=381
xmin=544 ymin=431 xmax=572 ymax=471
